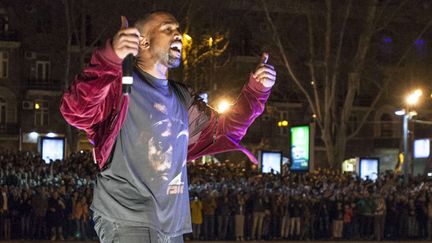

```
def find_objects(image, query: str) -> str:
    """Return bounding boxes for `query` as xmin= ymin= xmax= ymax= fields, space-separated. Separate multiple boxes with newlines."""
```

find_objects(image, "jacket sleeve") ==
xmin=219 ymin=75 xmax=271 ymax=142
xmin=188 ymin=75 xmax=271 ymax=159
xmin=60 ymin=40 xmax=123 ymax=136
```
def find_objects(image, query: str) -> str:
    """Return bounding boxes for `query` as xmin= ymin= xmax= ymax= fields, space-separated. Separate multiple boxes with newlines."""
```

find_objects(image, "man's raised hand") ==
xmin=112 ymin=16 xmax=140 ymax=59
xmin=252 ymin=52 xmax=276 ymax=88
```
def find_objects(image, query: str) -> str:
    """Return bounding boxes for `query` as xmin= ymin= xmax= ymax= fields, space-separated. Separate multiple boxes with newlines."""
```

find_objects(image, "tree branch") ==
xmin=375 ymin=0 xmax=411 ymax=32
xmin=324 ymin=0 xmax=332 ymax=116
xmin=261 ymin=0 xmax=323 ymax=131
xmin=348 ymin=16 xmax=432 ymax=140
xmin=329 ymin=0 xmax=352 ymax=112
xmin=306 ymin=10 xmax=322 ymax=120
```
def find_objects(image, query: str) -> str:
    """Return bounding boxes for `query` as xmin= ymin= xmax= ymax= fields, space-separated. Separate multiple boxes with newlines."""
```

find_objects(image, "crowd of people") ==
xmin=1 ymin=150 xmax=432 ymax=241
xmin=0 ymin=151 xmax=97 ymax=241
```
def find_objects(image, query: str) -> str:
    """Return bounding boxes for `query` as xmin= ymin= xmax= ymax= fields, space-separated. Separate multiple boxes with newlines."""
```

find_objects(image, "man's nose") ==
xmin=174 ymin=32 xmax=182 ymax=41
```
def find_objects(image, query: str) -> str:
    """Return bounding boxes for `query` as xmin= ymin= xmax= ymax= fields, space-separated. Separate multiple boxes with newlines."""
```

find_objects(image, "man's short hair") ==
xmin=134 ymin=11 xmax=173 ymax=33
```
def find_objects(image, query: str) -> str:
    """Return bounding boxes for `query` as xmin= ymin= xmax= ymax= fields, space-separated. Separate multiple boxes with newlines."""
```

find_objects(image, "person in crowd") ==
xmin=343 ymin=202 xmax=353 ymax=239
xmin=190 ymin=195 xmax=203 ymax=240
xmin=280 ymin=194 xmax=290 ymax=239
xmin=234 ymin=192 xmax=246 ymax=241
xmin=46 ymin=190 xmax=66 ymax=241
xmin=261 ymin=193 xmax=272 ymax=240
xmin=427 ymin=198 xmax=432 ymax=240
xmin=416 ymin=193 xmax=428 ymax=239
xmin=3 ymin=150 xmax=432 ymax=241
xmin=244 ymin=191 xmax=254 ymax=240
xmin=201 ymin=190 xmax=217 ymax=240
xmin=331 ymin=200 xmax=344 ymax=240
xmin=0 ymin=185 xmax=11 ymax=240
xmin=270 ymin=192 xmax=283 ymax=240
xmin=316 ymin=199 xmax=330 ymax=239
xmin=397 ymin=195 xmax=409 ymax=239
xmin=300 ymin=196 xmax=312 ymax=240
xmin=251 ymin=191 xmax=265 ymax=240
xmin=407 ymin=197 xmax=417 ymax=238
xmin=374 ymin=194 xmax=386 ymax=241
xmin=9 ymin=187 xmax=21 ymax=239
xmin=31 ymin=186 xmax=48 ymax=240
xmin=19 ymin=190 xmax=32 ymax=239
xmin=73 ymin=194 xmax=89 ymax=240
xmin=288 ymin=195 xmax=301 ymax=239
xmin=385 ymin=193 xmax=397 ymax=239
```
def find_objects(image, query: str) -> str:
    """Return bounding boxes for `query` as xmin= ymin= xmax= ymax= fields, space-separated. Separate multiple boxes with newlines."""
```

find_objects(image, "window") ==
xmin=415 ymin=39 xmax=427 ymax=60
xmin=0 ymin=14 xmax=9 ymax=32
xmin=34 ymin=101 xmax=48 ymax=126
xmin=0 ymin=97 xmax=6 ymax=124
xmin=0 ymin=51 xmax=8 ymax=78
xmin=35 ymin=60 xmax=50 ymax=81
xmin=377 ymin=32 xmax=395 ymax=64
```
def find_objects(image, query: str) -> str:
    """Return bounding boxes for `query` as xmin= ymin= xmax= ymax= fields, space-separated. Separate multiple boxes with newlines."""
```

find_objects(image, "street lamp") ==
xmin=395 ymin=89 xmax=422 ymax=185
xmin=406 ymin=89 xmax=422 ymax=105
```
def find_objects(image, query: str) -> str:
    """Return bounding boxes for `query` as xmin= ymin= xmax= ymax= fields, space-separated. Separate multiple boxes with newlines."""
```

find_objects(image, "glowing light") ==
xmin=183 ymin=33 xmax=192 ymax=42
xmin=312 ymin=114 xmax=317 ymax=118
xmin=208 ymin=37 xmax=213 ymax=47
xmin=182 ymin=33 xmax=193 ymax=66
xmin=383 ymin=37 xmax=392 ymax=43
xmin=34 ymin=103 xmax=40 ymax=110
xmin=277 ymin=120 xmax=288 ymax=127
xmin=29 ymin=131 xmax=39 ymax=140
xmin=46 ymin=132 xmax=56 ymax=137
xmin=395 ymin=109 xmax=406 ymax=116
xmin=80 ymin=150 xmax=84 ymax=154
xmin=406 ymin=89 xmax=422 ymax=105
xmin=217 ymin=100 xmax=231 ymax=113
xmin=415 ymin=39 xmax=425 ymax=45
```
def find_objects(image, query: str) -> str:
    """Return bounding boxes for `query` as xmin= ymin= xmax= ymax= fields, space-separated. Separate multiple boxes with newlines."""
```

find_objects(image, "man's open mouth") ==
xmin=170 ymin=41 xmax=182 ymax=56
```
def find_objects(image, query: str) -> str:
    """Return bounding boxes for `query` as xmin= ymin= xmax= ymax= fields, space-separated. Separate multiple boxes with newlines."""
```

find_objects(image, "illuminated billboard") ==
xmin=290 ymin=125 xmax=310 ymax=171
xmin=40 ymin=137 xmax=65 ymax=163
xmin=259 ymin=150 xmax=282 ymax=174
xmin=414 ymin=139 xmax=430 ymax=159
xmin=359 ymin=157 xmax=379 ymax=181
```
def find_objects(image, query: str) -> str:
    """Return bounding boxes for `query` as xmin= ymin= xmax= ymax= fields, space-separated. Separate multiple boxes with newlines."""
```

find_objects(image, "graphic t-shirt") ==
xmin=91 ymin=70 xmax=191 ymax=236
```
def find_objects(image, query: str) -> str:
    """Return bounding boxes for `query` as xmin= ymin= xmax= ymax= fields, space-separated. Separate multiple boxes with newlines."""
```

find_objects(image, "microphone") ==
xmin=122 ymin=54 xmax=133 ymax=94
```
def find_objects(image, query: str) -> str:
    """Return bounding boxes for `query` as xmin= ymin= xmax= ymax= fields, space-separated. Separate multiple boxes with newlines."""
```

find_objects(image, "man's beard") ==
xmin=167 ymin=55 xmax=181 ymax=68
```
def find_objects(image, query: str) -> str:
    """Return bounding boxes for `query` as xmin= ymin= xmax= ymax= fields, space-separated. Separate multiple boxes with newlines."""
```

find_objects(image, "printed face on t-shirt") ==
xmin=148 ymin=119 xmax=174 ymax=181
xmin=147 ymin=115 xmax=188 ymax=183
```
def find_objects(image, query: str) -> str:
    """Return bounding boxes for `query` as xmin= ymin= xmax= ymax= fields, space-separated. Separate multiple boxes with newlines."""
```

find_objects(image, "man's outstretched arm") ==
xmin=188 ymin=53 xmax=276 ymax=161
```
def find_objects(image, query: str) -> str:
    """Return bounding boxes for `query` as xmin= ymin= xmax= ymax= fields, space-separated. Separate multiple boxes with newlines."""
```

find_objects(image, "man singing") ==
xmin=60 ymin=11 xmax=276 ymax=243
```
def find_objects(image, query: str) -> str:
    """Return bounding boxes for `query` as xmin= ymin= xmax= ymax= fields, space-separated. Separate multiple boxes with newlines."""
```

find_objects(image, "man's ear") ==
xmin=140 ymin=36 xmax=150 ymax=49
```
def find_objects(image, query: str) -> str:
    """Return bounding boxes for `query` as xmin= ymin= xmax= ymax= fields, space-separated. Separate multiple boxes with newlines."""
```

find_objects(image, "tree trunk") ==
xmin=62 ymin=0 xmax=80 ymax=154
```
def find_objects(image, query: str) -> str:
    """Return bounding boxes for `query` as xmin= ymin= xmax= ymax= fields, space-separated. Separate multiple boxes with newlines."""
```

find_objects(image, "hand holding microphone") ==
xmin=112 ymin=16 xmax=140 ymax=94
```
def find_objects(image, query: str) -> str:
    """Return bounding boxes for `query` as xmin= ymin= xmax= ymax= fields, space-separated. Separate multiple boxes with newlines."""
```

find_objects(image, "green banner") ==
xmin=290 ymin=125 xmax=310 ymax=171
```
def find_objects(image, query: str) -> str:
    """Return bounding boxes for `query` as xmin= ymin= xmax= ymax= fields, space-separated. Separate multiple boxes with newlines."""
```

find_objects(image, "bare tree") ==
xmin=262 ymin=0 xmax=432 ymax=168
xmin=61 ymin=0 xmax=109 ymax=153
